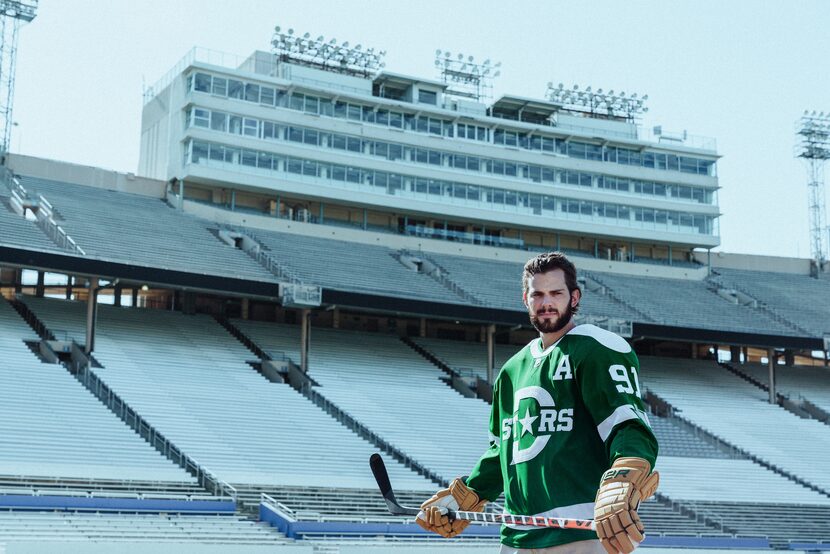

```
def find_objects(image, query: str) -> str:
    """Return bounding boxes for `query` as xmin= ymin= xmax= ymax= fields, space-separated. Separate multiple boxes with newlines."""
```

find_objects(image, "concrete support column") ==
xmin=332 ymin=307 xmax=340 ymax=329
xmin=784 ymin=349 xmax=795 ymax=366
xmin=730 ymin=345 xmax=741 ymax=364
xmin=85 ymin=277 xmax=99 ymax=355
xmin=113 ymin=283 xmax=123 ymax=307
xmin=768 ymin=348 xmax=776 ymax=404
xmin=486 ymin=324 xmax=496 ymax=384
xmin=132 ymin=287 xmax=139 ymax=307
xmin=691 ymin=343 xmax=698 ymax=359
xmin=35 ymin=271 xmax=45 ymax=297
xmin=300 ymin=309 xmax=310 ymax=373
xmin=241 ymin=298 xmax=250 ymax=320
xmin=65 ymin=276 xmax=73 ymax=300
xmin=419 ymin=317 xmax=427 ymax=338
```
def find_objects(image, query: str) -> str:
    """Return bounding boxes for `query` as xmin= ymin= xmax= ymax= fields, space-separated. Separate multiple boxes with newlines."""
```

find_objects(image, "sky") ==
xmin=10 ymin=0 xmax=830 ymax=258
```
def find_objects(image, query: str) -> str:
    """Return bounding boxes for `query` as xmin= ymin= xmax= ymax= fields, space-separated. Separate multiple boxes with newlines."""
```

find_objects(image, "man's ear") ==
xmin=522 ymin=291 xmax=529 ymax=309
xmin=571 ymin=288 xmax=582 ymax=307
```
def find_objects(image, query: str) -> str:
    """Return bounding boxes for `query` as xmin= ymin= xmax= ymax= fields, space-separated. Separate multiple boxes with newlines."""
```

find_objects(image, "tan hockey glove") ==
xmin=594 ymin=457 xmax=660 ymax=554
xmin=415 ymin=478 xmax=487 ymax=538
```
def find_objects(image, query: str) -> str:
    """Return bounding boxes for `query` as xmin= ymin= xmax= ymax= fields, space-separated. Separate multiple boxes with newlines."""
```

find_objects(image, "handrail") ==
xmin=71 ymin=356 xmax=237 ymax=504
xmin=302 ymin=385 xmax=446 ymax=487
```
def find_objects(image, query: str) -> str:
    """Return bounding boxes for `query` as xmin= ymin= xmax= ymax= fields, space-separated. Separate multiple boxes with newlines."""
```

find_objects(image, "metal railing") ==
xmin=301 ymin=385 xmax=446 ymax=487
xmin=73 ymin=359 xmax=237 ymax=503
xmin=398 ymin=248 xmax=484 ymax=306
xmin=29 ymin=194 xmax=86 ymax=256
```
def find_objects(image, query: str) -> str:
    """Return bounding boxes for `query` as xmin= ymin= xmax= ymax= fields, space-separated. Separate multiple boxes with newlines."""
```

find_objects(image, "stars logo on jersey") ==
xmin=501 ymin=386 xmax=574 ymax=464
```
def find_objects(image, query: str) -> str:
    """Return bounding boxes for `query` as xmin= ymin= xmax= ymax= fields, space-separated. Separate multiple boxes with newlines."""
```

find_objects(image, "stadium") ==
xmin=1 ymin=4 xmax=830 ymax=554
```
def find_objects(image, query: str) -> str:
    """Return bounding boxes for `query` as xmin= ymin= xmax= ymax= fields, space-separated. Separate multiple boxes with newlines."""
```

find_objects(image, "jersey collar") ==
xmin=529 ymin=327 xmax=574 ymax=359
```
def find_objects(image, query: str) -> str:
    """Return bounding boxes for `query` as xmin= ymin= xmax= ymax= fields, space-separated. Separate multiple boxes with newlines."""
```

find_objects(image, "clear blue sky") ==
xmin=11 ymin=0 xmax=830 ymax=258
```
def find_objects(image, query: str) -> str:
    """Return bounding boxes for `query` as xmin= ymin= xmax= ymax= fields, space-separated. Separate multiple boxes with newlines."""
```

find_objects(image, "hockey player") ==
xmin=416 ymin=252 xmax=659 ymax=554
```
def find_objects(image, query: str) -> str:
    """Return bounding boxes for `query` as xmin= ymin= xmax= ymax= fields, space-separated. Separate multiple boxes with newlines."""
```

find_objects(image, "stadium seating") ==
xmin=682 ymin=502 xmax=830 ymax=548
xmin=732 ymin=362 xmax=830 ymax=415
xmin=588 ymin=271 xmax=798 ymax=336
xmin=711 ymin=268 xmax=830 ymax=337
xmin=0 ymin=511 xmax=290 ymax=544
xmin=655 ymin=457 xmax=829 ymax=504
xmin=423 ymin=253 xmax=645 ymax=321
xmin=0 ymin=298 xmax=193 ymax=483
xmin=20 ymin=296 xmax=434 ymax=491
xmin=411 ymin=336 xmax=516 ymax=379
xmin=0 ymin=186 xmax=63 ymax=253
xmin=248 ymin=228 xmax=468 ymax=304
xmin=231 ymin=319 xmax=492 ymax=481
xmin=648 ymin=415 xmax=734 ymax=459
xmin=641 ymin=356 xmax=830 ymax=493
xmin=16 ymin=176 xmax=278 ymax=282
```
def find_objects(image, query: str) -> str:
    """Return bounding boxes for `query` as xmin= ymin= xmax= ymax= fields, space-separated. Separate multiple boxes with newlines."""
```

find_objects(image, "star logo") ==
xmin=511 ymin=386 xmax=556 ymax=465
xmin=518 ymin=407 xmax=538 ymax=437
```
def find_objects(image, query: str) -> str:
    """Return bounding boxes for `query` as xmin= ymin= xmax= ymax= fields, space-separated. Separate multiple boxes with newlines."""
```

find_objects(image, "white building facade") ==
xmin=139 ymin=47 xmax=720 ymax=264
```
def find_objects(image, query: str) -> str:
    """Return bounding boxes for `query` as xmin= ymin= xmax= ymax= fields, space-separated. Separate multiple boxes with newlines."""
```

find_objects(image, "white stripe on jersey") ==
xmin=596 ymin=404 xmax=651 ymax=442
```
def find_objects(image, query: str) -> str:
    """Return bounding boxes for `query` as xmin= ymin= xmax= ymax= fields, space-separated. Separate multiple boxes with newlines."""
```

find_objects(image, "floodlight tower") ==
xmin=546 ymin=82 xmax=648 ymax=122
xmin=271 ymin=26 xmax=386 ymax=78
xmin=796 ymin=111 xmax=830 ymax=269
xmin=0 ymin=0 xmax=36 ymax=162
xmin=435 ymin=50 xmax=501 ymax=101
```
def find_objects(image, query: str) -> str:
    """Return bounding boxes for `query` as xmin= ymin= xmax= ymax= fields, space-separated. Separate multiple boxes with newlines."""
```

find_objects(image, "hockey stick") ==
xmin=369 ymin=453 xmax=596 ymax=531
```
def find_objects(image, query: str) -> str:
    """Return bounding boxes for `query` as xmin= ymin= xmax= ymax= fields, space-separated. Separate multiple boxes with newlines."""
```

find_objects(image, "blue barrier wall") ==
xmin=0 ymin=494 xmax=235 ymax=514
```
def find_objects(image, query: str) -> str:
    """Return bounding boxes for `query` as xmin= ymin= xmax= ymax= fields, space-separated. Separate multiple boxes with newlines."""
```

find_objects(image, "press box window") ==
xmin=418 ymin=90 xmax=437 ymax=105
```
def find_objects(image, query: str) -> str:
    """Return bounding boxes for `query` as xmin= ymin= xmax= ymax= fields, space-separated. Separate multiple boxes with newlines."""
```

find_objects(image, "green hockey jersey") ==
xmin=465 ymin=324 xmax=658 ymax=549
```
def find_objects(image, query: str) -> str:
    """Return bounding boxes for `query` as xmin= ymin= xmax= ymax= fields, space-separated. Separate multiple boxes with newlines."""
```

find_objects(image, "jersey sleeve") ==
xmin=574 ymin=343 xmax=658 ymax=469
xmin=465 ymin=377 xmax=504 ymax=502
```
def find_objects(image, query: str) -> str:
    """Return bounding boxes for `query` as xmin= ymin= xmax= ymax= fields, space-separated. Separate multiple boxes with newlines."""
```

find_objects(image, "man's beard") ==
xmin=529 ymin=302 xmax=575 ymax=334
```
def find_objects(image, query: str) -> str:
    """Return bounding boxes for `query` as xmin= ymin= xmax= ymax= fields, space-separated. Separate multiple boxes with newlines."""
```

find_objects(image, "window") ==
xmin=304 ymin=95 xmax=319 ymax=114
xmin=194 ymin=73 xmax=211 ymax=93
xmin=262 ymin=122 xmax=280 ymax=141
xmin=260 ymin=87 xmax=275 ymax=106
xmin=211 ymin=77 xmax=227 ymax=96
xmin=192 ymin=108 xmax=210 ymax=128
xmin=210 ymin=112 xmax=227 ymax=132
xmin=227 ymin=79 xmax=244 ymax=99
xmin=241 ymin=150 xmax=257 ymax=167
xmin=418 ymin=89 xmax=437 ymax=105
xmin=245 ymin=84 xmax=260 ymax=103
xmin=303 ymin=130 xmax=319 ymax=146
xmin=191 ymin=141 xmax=208 ymax=163
xmin=243 ymin=118 xmax=258 ymax=137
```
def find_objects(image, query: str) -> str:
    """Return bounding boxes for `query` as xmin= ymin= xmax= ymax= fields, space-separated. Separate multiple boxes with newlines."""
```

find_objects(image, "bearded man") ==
xmin=416 ymin=251 xmax=659 ymax=554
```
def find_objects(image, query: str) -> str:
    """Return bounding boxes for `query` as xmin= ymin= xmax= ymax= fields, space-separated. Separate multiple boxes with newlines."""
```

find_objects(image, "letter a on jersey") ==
xmin=512 ymin=386 xmax=555 ymax=464
xmin=551 ymin=355 xmax=573 ymax=381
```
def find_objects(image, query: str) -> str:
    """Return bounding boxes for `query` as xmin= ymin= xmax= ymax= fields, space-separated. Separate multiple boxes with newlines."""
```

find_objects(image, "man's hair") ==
xmin=522 ymin=251 xmax=581 ymax=313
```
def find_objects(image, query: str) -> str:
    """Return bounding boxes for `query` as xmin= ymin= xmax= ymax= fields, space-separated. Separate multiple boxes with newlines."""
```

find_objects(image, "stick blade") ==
xmin=369 ymin=453 xmax=419 ymax=517
xmin=369 ymin=453 xmax=392 ymax=496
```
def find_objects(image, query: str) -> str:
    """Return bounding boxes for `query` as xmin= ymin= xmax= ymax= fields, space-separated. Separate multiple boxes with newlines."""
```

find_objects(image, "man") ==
xmin=416 ymin=252 xmax=659 ymax=554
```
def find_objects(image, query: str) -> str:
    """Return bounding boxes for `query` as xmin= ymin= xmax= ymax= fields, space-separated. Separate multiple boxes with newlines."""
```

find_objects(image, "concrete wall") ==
xmin=7 ymin=154 xmax=166 ymax=199
xmin=695 ymin=250 xmax=812 ymax=275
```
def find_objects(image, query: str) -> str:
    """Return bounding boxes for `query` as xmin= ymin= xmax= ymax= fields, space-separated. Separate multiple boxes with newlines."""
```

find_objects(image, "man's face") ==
xmin=523 ymin=269 xmax=580 ymax=334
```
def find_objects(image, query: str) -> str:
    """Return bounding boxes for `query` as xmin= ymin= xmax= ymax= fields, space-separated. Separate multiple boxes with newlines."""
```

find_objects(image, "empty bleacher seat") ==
xmin=22 ymin=296 xmax=433 ymax=491
xmin=0 ymin=299 xmax=193 ymax=483
xmin=16 ymin=175 xmax=278 ymax=282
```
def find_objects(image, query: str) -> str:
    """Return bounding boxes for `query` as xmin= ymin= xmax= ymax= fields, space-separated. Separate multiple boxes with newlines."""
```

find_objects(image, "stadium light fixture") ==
xmin=546 ymin=81 xmax=648 ymax=121
xmin=272 ymin=25 xmax=386 ymax=77
xmin=434 ymin=49 xmax=501 ymax=101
